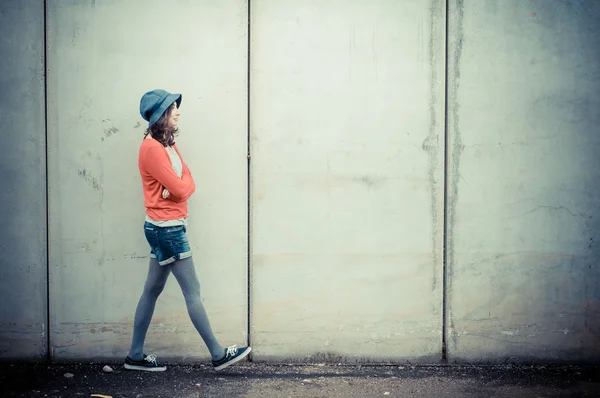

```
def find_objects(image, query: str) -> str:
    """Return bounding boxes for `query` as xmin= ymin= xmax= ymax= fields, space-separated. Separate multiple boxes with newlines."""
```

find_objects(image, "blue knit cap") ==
xmin=139 ymin=89 xmax=182 ymax=127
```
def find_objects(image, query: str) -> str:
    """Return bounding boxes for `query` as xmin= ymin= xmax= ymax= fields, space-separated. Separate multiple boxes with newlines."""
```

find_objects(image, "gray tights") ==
xmin=128 ymin=257 xmax=225 ymax=361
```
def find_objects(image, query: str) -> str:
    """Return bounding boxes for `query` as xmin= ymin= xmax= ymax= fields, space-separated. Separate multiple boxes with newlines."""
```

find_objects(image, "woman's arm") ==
xmin=142 ymin=145 xmax=195 ymax=201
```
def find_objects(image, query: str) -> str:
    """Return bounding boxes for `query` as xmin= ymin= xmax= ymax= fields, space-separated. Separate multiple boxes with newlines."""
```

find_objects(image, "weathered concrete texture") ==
xmin=0 ymin=0 xmax=47 ymax=360
xmin=250 ymin=0 xmax=446 ymax=361
xmin=446 ymin=0 xmax=600 ymax=363
xmin=46 ymin=1 xmax=249 ymax=360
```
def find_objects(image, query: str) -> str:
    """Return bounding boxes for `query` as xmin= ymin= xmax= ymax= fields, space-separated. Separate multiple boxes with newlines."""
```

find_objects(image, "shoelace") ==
xmin=145 ymin=354 xmax=158 ymax=365
xmin=225 ymin=345 xmax=238 ymax=357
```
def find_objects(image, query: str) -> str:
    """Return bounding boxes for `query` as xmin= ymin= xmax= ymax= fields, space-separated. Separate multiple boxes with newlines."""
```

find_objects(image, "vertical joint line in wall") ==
xmin=246 ymin=0 xmax=252 ymax=359
xmin=441 ymin=0 xmax=450 ymax=363
xmin=43 ymin=0 xmax=51 ymax=363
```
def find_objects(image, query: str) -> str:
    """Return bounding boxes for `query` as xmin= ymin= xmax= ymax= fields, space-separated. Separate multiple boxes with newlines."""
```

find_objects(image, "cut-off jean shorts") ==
xmin=144 ymin=221 xmax=192 ymax=265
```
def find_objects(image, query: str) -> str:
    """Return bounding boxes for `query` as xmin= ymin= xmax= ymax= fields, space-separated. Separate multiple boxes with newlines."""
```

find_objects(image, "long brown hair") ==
xmin=143 ymin=104 xmax=178 ymax=146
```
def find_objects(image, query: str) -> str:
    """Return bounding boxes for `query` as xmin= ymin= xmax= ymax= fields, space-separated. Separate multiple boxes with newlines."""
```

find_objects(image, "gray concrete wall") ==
xmin=46 ymin=0 xmax=248 ymax=361
xmin=250 ymin=0 xmax=446 ymax=362
xmin=446 ymin=0 xmax=600 ymax=363
xmin=0 ymin=0 xmax=48 ymax=360
xmin=2 ymin=0 xmax=599 ymax=364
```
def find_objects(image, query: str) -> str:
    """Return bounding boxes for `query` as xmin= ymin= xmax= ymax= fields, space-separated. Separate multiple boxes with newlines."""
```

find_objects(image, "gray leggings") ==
xmin=128 ymin=256 xmax=225 ymax=361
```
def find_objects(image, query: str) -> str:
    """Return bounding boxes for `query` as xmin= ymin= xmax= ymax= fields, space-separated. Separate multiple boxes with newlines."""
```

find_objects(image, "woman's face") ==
xmin=167 ymin=102 xmax=180 ymax=129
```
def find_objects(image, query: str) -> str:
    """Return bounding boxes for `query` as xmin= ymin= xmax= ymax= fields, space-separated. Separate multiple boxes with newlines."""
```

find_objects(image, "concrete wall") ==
xmin=46 ymin=0 xmax=248 ymax=361
xmin=250 ymin=0 xmax=446 ymax=362
xmin=446 ymin=0 xmax=600 ymax=363
xmin=0 ymin=0 xmax=48 ymax=360
xmin=1 ymin=0 xmax=599 ymax=364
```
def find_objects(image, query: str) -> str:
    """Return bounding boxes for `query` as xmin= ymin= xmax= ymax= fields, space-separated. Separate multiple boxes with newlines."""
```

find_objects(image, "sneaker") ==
xmin=124 ymin=354 xmax=167 ymax=372
xmin=212 ymin=345 xmax=251 ymax=371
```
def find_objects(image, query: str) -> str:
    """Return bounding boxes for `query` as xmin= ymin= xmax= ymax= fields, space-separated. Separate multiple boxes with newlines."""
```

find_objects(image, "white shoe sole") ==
xmin=214 ymin=347 xmax=252 ymax=371
xmin=124 ymin=363 xmax=167 ymax=372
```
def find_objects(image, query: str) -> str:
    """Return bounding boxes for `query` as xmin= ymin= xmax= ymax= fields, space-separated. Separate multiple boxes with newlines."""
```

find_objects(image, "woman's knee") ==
xmin=144 ymin=279 xmax=167 ymax=298
xmin=182 ymin=277 xmax=201 ymax=299
xmin=172 ymin=258 xmax=201 ymax=296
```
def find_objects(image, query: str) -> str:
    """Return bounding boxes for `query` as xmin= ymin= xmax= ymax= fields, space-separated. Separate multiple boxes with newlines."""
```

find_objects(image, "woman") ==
xmin=124 ymin=89 xmax=251 ymax=371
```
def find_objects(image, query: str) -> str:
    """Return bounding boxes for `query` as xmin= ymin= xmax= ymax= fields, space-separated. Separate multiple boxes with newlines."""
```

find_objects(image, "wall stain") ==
xmin=104 ymin=127 xmax=119 ymax=138
xmin=520 ymin=205 xmax=587 ymax=219
xmin=426 ymin=0 xmax=444 ymax=295
xmin=134 ymin=121 xmax=142 ymax=129
xmin=102 ymin=119 xmax=119 ymax=140
xmin=0 ymin=323 xmax=46 ymax=359
xmin=446 ymin=0 xmax=465 ymax=352
xmin=352 ymin=175 xmax=385 ymax=187
xmin=78 ymin=168 xmax=101 ymax=191
xmin=124 ymin=253 xmax=147 ymax=260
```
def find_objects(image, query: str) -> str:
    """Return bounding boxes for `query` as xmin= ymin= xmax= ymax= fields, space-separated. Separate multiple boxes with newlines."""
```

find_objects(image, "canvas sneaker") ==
xmin=212 ymin=345 xmax=251 ymax=371
xmin=124 ymin=354 xmax=167 ymax=372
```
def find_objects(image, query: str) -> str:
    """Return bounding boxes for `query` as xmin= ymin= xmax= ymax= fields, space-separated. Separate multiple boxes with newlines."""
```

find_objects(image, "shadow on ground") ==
xmin=1 ymin=362 xmax=599 ymax=397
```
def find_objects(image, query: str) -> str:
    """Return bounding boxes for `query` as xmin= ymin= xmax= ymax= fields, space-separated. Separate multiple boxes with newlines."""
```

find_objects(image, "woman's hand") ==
xmin=162 ymin=188 xmax=170 ymax=199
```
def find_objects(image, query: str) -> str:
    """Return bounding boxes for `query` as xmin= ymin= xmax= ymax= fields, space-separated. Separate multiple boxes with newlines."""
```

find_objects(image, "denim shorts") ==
xmin=144 ymin=222 xmax=192 ymax=265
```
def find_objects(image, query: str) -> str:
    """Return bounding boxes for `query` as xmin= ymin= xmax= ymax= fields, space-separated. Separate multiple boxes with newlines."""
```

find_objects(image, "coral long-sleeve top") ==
xmin=138 ymin=137 xmax=195 ymax=221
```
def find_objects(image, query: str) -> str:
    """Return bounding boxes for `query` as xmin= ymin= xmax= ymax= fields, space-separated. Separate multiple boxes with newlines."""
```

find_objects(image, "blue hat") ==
xmin=139 ymin=89 xmax=182 ymax=127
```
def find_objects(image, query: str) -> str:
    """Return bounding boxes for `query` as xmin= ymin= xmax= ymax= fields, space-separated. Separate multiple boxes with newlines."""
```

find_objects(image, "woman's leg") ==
xmin=170 ymin=256 xmax=225 ymax=360
xmin=128 ymin=257 xmax=171 ymax=360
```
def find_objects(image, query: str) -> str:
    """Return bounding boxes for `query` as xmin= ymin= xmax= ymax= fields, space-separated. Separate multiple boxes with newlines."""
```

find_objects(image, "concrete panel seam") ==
xmin=444 ymin=0 xmax=464 ymax=363
xmin=442 ymin=0 xmax=450 ymax=363
xmin=247 ymin=0 xmax=253 ymax=361
xmin=425 ymin=0 xmax=447 ymax=363
xmin=43 ymin=0 xmax=50 ymax=363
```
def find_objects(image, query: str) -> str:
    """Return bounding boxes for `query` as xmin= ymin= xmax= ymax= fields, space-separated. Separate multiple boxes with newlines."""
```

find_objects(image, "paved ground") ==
xmin=1 ymin=361 xmax=599 ymax=397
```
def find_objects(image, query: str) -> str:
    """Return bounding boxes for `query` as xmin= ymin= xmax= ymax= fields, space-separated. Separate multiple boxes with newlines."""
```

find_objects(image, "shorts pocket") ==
xmin=143 ymin=223 xmax=159 ymax=248
xmin=164 ymin=225 xmax=184 ymax=234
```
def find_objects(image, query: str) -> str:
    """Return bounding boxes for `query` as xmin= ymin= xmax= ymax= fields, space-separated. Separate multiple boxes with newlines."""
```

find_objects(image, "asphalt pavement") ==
xmin=1 ymin=361 xmax=599 ymax=397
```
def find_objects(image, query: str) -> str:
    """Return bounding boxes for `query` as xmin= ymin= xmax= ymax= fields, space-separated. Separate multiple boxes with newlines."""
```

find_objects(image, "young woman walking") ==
xmin=124 ymin=89 xmax=251 ymax=372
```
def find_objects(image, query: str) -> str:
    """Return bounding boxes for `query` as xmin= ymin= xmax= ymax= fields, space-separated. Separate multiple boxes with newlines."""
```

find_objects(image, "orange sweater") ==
xmin=138 ymin=138 xmax=195 ymax=220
